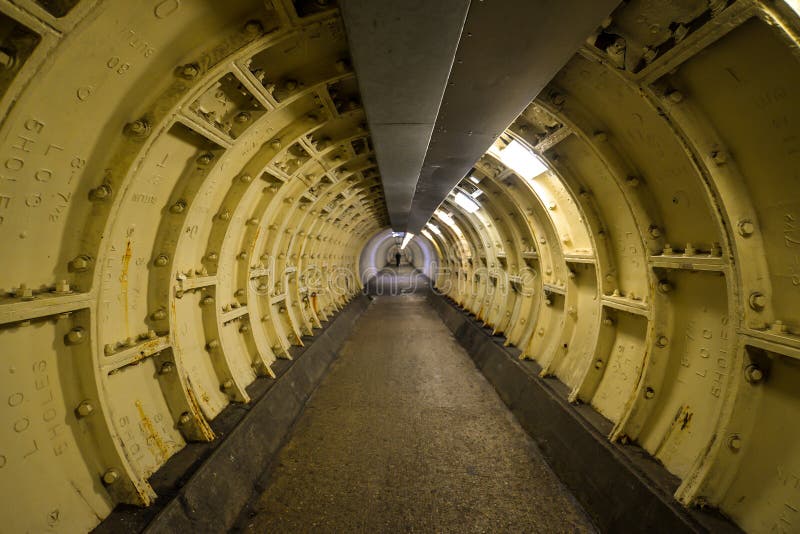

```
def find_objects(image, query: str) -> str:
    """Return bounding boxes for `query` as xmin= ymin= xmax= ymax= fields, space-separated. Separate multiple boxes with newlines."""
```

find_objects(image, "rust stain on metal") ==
xmin=135 ymin=400 xmax=170 ymax=461
xmin=121 ymin=240 xmax=133 ymax=336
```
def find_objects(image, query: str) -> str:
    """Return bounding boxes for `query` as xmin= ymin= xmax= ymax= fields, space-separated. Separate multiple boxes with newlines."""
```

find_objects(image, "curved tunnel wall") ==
xmin=0 ymin=1 xmax=799 ymax=532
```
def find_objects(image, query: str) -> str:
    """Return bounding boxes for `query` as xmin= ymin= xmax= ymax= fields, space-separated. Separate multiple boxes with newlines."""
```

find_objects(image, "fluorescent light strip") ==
xmin=490 ymin=139 xmax=547 ymax=180
xmin=454 ymin=191 xmax=480 ymax=213
xmin=400 ymin=232 xmax=414 ymax=250
xmin=426 ymin=222 xmax=443 ymax=236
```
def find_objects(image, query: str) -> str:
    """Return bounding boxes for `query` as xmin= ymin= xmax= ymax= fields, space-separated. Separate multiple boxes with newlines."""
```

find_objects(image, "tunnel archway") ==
xmin=0 ymin=1 xmax=798 ymax=532
xmin=358 ymin=227 xmax=437 ymax=283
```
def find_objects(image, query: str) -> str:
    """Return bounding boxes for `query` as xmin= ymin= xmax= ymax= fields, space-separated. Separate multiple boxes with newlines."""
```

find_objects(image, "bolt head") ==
xmin=644 ymin=387 xmax=656 ymax=399
xmin=711 ymin=150 xmax=727 ymax=165
xmin=154 ymin=255 xmax=169 ymax=267
xmin=728 ymin=435 xmax=742 ymax=452
xmin=65 ymin=327 xmax=85 ymax=345
xmin=179 ymin=412 xmax=192 ymax=425
xmin=160 ymin=362 xmax=175 ymax=375
xmin=125 ymin=119 xmax=150 ymax=138
xmin=749 ymin=291 xmax=766 ymax=311
xmin=656 ymin=335 xmax=669 ymax=348
xmin=169 ymin=200 xmax=186 ymax=214
xmin=744 ymin=364 xmax=764 ymax=384
xmin=667 ymin=90 xmax=684 ymax=103
xmin=102 ymin=469 xmax=119 ymax=485
xmin=70 ymin=255 xmax=91 ymax=272
xmin=75 ymin=400 xmax=94 ymax=418
xmin=177 ymin=63 xmax=200 ymax=79
xmin=738 ymin=219 xmax=755 ymax=237
xmin=657 ymin=280 xmax=673 ymax=293
xmin=648 ymin=225 xmax=662 ymax=239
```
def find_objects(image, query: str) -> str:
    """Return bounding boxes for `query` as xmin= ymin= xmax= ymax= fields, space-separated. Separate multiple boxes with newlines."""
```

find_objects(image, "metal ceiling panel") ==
xmin=340 ymin=0 xmax=471 ymax=230
xmin=405 ymin=0 xmax=620 ymax=233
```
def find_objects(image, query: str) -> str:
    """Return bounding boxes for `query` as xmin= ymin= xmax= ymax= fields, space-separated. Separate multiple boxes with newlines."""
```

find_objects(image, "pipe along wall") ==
xmin=0 ymin=1 xmax=799 ymax=532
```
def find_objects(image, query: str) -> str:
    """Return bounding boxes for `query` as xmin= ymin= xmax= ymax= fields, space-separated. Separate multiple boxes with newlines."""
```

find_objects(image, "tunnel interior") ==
xmin=1 ymin=0 xmax=799 ymax=532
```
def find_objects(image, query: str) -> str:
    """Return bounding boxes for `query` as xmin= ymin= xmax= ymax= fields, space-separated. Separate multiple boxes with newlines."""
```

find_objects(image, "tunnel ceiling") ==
xmin=2 ymin=0 xmax=800 ymax=533
xmin=342 ymin=0 xmax=620 ymax=233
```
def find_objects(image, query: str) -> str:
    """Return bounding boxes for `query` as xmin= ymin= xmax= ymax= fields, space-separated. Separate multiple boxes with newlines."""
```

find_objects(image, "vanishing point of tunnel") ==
xmin=1 ymin=1 xmax=799 ymax=533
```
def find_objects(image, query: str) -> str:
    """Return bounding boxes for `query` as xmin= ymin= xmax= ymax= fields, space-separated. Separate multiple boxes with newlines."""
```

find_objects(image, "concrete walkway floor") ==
xmin=235 ymin=271 xmax=595 ymax=533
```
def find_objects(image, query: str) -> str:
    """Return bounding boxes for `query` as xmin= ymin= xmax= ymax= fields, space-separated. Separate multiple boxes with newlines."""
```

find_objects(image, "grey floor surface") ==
xmin=235 ymin=268 xmax=595 ymax=533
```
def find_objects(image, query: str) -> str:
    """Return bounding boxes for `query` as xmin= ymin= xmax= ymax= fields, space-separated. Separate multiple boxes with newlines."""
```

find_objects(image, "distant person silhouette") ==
xmin=395 ymin=251 xmax=401 ymax=267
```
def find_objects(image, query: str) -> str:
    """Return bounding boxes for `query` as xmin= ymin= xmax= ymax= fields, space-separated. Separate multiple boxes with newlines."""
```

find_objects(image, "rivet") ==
xmin=197 ymin=153 xmax=214 ymax=165
xmin=626 ymin=176 xmax=640 ymax=187
xmin=593 ymin=131 xmax=608 ymax=142
xmin=240 ymin=173 xmax=253 ymax=183
xmin=270 ymin=139 xmax=282 ymax=150
xmin=748 ymin=291 xmax=766 ymax=311
xmin=656 ymin=335 xmax=669 ymax=348
xmin=218 ymin=210 xmax=231 ymax=221
xmin=657 ymin=280 xmax=673 ymax=293
xmin=221 ymin=379 xmax=234 ymax=390
xmin=235 ymin=111 xmax=251 ymax=123
xmin=648 ymin=225 xmax=662 ymax=239
xmin=644 ymin=387 xmax=656 ymax=399
xmin=102 ymin=469 xmax=120 ymax=485
xmin=206 ymin=252 xmax=219 ymax=262
xmin=159 ymin=362 xmax=175 ymax=375
xmin=154 ymin=254 xmax=169 ymax=267
xmin=65 ymin=327 xmax=85 ymax=345
xmin=206 ymin=339 xmax=219 ymax=350
xmin=594 ymin=359 xmax=604 ymax=370
xmin=728 ymin=434 xmax=742 ymax=452
xmin=75 ymin=400 xmax=94 ymax=418
xmin=201 ymin=296 xmax=215 ymax=306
